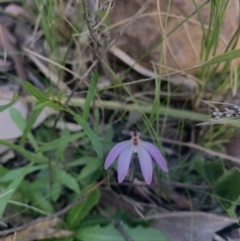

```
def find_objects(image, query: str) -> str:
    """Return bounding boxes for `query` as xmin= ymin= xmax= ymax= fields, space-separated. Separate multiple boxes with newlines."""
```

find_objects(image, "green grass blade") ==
xmin=20 ymin=108 xmax=43 ymax=147
xmin=9 ymin=108 xmax=39 ymax=151
xmin=38 ymin=132 xmax=86 ymax=152
xmin=0 ymin=163 xmax=34 ymax=218
xmin=0 ymin=93 xmax=18 ymax=113
xmin=83 ymin=70 xmax=99 ymax=120
xmin=0 ymin=139 xmax=47 ymax=163
xmin=24 ymin=82 xmax=49 ymax=103
xmin=205 ymin=49 xmax=240 ymax=66
xmin=72 ymin=113 xmax=103 ymax=158
xmin=33 ymin=101 xmax=65 ymax=111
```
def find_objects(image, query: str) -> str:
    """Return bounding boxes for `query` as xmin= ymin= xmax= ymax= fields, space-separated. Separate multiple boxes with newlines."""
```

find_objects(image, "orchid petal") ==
xmin=104 ymin=140 xmax=131 ymax=169
xmin=138 ymin=146 xmax=153 ymax=185
xmin=117 ymin=145 xmax=133 ymax=183
xmin=141 ymin=141 xmax=168 ymax=172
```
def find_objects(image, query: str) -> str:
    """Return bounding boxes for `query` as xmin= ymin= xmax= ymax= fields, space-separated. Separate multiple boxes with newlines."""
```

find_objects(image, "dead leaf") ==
xmin=110 ymin=0 xmax=240 ymax=75
xmin=0 ymin=21 xmax=27 ymax=81
xmin=151 ymin=211 xmax=235 ymax=241
xmin=1 ymin=217 xmax=73 ymax=241
xmin=0 ymin=89 xmax=58 ymax=140
xmin=4 ymin=4 xmax=34 ymax=22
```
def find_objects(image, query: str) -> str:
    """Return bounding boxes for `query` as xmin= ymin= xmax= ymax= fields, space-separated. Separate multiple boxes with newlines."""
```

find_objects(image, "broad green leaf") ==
xmin=67 ymin=185 xmax=100 ymax=229
xmin=214 ymin=168 xmax=240 ymax=218
xmin=38 ymin=132 xmax=85 ymax=152
xmin=75 ymin=224 xmax=168 ymax=241
xmin=20 ymin=108 xmax=43 ymax=147
xmin=0 ymin=92 xmax=18 ymax=113
xmin=0 ymin=163 xmax=34 ymax=218
xmin=18 ymin=180 xmax=54 ymax=214
xmin=24 ymin=82 xmax=49 ymax=102
xmin=83 ymin=70 xmax=99 ymax=120
xmin=54 ymin=168 xmax=80 ymax=194
xmin=78 ymin=158 xmax=102 ymax=180
xmin=50 ymin=182 xmax=62 ymax=202
xmin=71 ymin=112 xmax=102 ymax=158
xmin=0 ymin=139 xmax=47 ymax=163
xmin=33 ymin=101 xmax=65 ymax=111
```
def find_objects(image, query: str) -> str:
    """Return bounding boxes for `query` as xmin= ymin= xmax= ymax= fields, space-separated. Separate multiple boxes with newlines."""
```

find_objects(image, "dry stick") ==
xmin=52 ymin=0 xmax=154 ymax=129
xmin=159 ymin=137 xmax=240 ymax=165
xmin=82 ymin=0 xmax=98 ymax=60
xmin=0 ymin=178 xmax=106 ymax=237
xmin=98 ymin=208 xmax=135 ymax=241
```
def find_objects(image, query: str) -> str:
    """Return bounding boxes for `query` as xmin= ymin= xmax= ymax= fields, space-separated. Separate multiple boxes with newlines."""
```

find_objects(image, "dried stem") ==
xmin=98 ymin=208 xmax=135 ymax=241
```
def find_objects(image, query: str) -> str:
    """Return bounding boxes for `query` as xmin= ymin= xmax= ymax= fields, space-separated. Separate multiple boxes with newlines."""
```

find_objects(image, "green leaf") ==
xmin=67 ymin=185 xmax=100 ymax=229
xmin=0 ymin=92 xmax=18 ymax=113
xmin=9 ymin=108 xmax=39 ymax=151
xmin=78 ymin=158 xmax=102 ymax=180
xmin=0 ymin=139 xmax=48 ymax=163
xmin=0 ymin=165 xmax=46 ymax=182
xmin=50 ymin=182 xmax=62 ymax=202
xmin=72 ymin=113 xmax=102 ymax=158
xmin=205 ymin=49 xmax=240 ymax=66
xmin=24 ymin=82 xmax=49 ymax=102
xmin=33 ymin=101 xmax=65 ymax=111
xmin=195 ymin=161 xmax=224 ymax=185
xmin=75 ymin=224 xmax=168 ymax=241
xmin=0 ymin=163 xmax=34 ymax=218
xmin=83 ymin=70 xmax=99 ymax=120
xmin=18 ymin=179 xmax=55 ymax=214
xmin=20 ymin=108 xmax=43 ymax=147
xmin=57 ymin=90 xmax=67 ymax=101
xmin=38 ymin=132 xmax=85 ymax=152
xmin=54 ymin=168 xmax=80 ymax=194
xmin=214 ymin=168 xmax=240 ymax=218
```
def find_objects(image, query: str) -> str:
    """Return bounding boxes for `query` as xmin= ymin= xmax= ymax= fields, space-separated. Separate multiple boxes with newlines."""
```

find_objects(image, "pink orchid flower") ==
xmin=104 ymin=131 xmax=168 ymax=184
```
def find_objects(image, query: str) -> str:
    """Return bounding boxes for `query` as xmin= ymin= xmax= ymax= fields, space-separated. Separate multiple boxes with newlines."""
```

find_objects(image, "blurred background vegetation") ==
xmin=1 ymin=0 xmax=240 ymax=240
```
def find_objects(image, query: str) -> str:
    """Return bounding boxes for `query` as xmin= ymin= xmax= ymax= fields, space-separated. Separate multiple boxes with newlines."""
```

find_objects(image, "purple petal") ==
xmin=104 ymin=141 xmax=131 ymax=169
xmin=141 ymin=141 xmax=168 ymax=172
xmin=137 ymin=147 xmax=153 ymax=185
xmin=117 ymin=145 xmax=133 ymax=183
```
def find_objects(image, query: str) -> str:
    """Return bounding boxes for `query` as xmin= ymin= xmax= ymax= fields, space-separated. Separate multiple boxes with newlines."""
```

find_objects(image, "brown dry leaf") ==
xmin=151 ymin=211 xmax=235 ymax=241
xmin=1 ymin=218 xmax=73 ymax=241
xmin=110 ymin=0 xmax=240 ymax=75
xmin=4 ymin=4 xmax=34 ymax=22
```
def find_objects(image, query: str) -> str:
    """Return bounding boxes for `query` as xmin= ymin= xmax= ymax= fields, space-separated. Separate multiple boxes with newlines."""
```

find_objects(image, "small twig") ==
xmin=82 ymin=0 xmax=98 ymax=60
xmin=0 ymin=178 xmax=106 ymax=237
xmin=159 ymin=136 xmax=240 ymax=166
xmin=98 ymin=208 xmax=135 ymax=241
